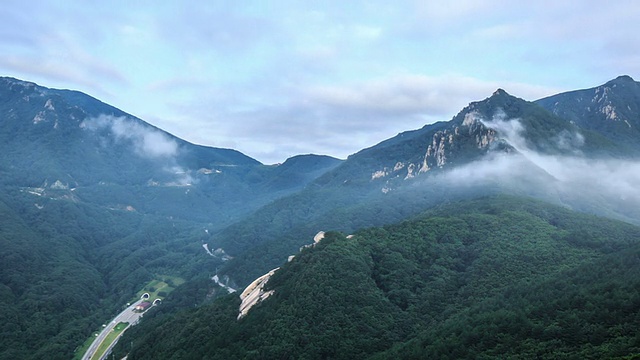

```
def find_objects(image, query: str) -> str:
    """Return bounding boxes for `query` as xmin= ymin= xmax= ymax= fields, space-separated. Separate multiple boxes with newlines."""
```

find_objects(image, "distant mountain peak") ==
xmin=0 ymin=76 xmax=36 ymax=86
xmin=0 ymin=76 xmax=45 ymax=97
xmin=610 ymin=75 xmax=635 ymax=83
xmin=536 ymin=75 xmax=640 ymax=153
xmin=492 ymin=88 xmax=510 ymax=97
xmin=601 ymin=75 xmax=636 ymax=90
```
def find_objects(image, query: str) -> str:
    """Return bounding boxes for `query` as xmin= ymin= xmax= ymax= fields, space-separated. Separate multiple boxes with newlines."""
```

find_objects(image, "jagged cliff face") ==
xmin=370 ymin=110 xmax=499 ymax=185
xmin=538 ymin=76 xmax=640 ymax=128
xmin=354 ymin=80 xmax=640 ymax=194
xmin=362 ymin=90 xmax=543 ymax=193
xmin=209 ymin=76 xmax=640 ymax=292
xmin=536 ymin=75 xmax=640 ymax=153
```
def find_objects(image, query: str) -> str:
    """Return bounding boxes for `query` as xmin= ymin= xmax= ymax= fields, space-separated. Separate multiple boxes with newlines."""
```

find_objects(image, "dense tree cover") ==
xmin=114 ymin=196 xmax=640 ymax=359
xmin=376 ymin=246 xmax=640 ymax=359
xmin=215 ymin=164 xmax=565 ymax=287
xmin=0 ymin=189 xmax=225 ymax=360
xmin=212 ymin=87 xmax=640 ymax=288
xmin=4 ymin=75 xmax=640 ymax=360
xmin=0 ymin=78 xmax=345 ymax=359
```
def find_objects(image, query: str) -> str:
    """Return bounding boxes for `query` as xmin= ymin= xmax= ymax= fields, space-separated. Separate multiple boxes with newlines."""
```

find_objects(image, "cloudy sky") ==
xmin=1 ymin=1 xmax=638 ymax=164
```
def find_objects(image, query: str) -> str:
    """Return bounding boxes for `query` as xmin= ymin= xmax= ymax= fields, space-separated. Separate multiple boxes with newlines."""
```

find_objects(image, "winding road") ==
xmin=82 ymin=298 xmax=147 ymax=360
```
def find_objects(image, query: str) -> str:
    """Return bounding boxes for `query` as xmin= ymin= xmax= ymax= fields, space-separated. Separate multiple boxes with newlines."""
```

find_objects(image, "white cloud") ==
xmin=81 ymin=115 xmax=179 ymax=159
xmin=80 ymin=114 xmax=199 ymax=184
xmin=438 ymin=113 xmax=640 ymax=222
xmin=303 ymin=75 xmax=560 ymax=116
xmin=0 ymin=0 xmax=635 ymax=166
xmin=147 ymin=73 xmax=563 ymax=164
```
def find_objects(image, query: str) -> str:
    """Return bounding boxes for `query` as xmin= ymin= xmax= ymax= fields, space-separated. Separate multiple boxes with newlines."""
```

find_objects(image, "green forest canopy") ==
xmin=114 ymin=196 xmax=640 ymax=359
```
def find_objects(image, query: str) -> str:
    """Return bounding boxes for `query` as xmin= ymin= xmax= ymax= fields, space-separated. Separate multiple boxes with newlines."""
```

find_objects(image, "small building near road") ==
xmin=134 ymin=301 xmax=151 ymax=312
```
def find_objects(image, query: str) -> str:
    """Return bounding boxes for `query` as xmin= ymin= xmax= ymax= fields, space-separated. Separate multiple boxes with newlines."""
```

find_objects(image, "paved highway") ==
xmin=82 ymin=298 xmax=148 ymax=360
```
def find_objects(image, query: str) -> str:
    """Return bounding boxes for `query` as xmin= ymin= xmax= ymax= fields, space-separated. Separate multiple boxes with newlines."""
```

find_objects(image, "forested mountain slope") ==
xmin=212 ymin=79 xmax=640 ymax=286
xmin=536 ymin=75 xmax=640 ymax=154
xmin=114 ymin=196 xmax=640 ymax=359
xmin=0 ymin=78 xmax=341 ymax=359
xmin=0 ymin=189 xmax=217 ymax=359
xmin=0 ymin=76 xmax=342 ymax=224
xmin=3 ymin=75 xmax=640 ymax=359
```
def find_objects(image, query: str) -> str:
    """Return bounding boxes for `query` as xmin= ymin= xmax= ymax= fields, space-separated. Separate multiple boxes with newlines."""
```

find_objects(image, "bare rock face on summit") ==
xmin=536 ymin=75 xmax=640 ymax=154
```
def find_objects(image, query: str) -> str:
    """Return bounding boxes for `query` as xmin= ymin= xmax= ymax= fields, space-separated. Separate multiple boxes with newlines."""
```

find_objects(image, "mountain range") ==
xmin=0 ymin=76 xmax=343 ymax=223
xmin=117 ymin=196 xmax=640 ymax=359
xmin=1 ymin=75 xmax=640 ymax=359
xmin=210 ymin=75 xmax=640 ymax=285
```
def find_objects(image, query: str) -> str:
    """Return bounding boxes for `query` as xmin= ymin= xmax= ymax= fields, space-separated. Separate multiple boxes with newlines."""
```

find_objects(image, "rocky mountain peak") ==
xmin=608 ymin=75 xmax=635 ymax=85
xmin=0 ymin=76 xmax=39 ymax=90
xmin=599 ymin=75 xmax=637 ymax=99
xmin=492 ymin=88 xmax=509 ymax=97
xmin=536 ymin=76 xmax=640 ymax=152
xmin=364 ymin=91 xmax=516 ymax=189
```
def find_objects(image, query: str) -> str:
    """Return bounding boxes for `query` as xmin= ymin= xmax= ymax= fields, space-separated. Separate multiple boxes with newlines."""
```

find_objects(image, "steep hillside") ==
xmin=322 ymin=88 xmax=620 ymax=190
xmin=0 ymin=188 xmax=220 ymax=360
xmin=536 ymin=75 xmax=640 ymax=154
xmin=0 ymin=77 xmax=258 ymax=186
xmin=211 ymin=81 xmax=639 ymax=285
xmin=0 ymin=77 xmax=341 ymax=359
xmin=378 ymin=247 xmax=640 ymax=359
xmin=3 ymin=75 xmax=640 ymax=359
xmin=0 ymin=77 xmax=341 ymax=223
xmin=114 ymin=196 xmax=640 ymax=359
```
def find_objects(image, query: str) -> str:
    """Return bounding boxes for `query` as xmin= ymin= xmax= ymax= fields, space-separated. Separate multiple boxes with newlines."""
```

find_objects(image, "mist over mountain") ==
xmin=0 ymin=77 xmax=341 ymax=359
xmin=0 ymin=77 xmax=257 ymax=186
xmin=211 ymin=79 xmax=640 ymax=286
xmin=536 ymin=75 xmax=640 ymax=153
xmin=364 ymin=84 xmax=640 ymax=222
xmin=424 ymin=105 xmax=640 ymax=223
xmin=115 ymin=197 xmax=640 ymax=359
xmin=110 ymin=76 xmax=640 ymax=358
xmin=0 ymin=76 xmax=342 ymax=224
xmin=2 ymin=75 xmax=640 ymax=359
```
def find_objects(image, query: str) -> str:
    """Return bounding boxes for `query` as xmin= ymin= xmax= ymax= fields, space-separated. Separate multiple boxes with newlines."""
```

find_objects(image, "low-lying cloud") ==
xmin=81 ymin=114 xmax=194 ymax=186
xmin=81 ymin=114 xmax=179 ymax=159
xmin=164 ymin=74 xmax=561 ymax=164
xmin=436 ymin=112 xmax=640 ymax=223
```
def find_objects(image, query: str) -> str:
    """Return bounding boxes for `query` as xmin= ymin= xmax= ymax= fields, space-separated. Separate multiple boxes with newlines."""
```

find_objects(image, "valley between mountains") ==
xmin=2 ymin=75 xmax=640 ymax=359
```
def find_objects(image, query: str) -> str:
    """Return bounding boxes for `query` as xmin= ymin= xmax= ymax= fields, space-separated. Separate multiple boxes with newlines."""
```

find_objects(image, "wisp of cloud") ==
xmin=81 ymin=114 xmax=179 ymax=159
xmin=438 ymin=110 xmax=640 ymax=223
xmin=80 ymin=114 xmax=195 ymax=186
